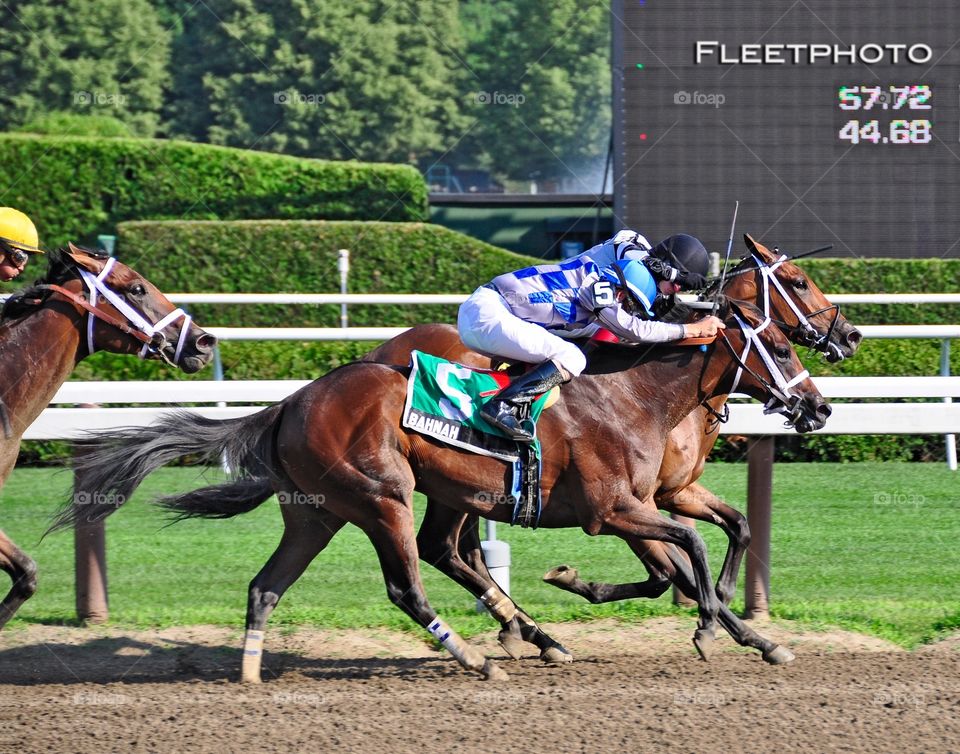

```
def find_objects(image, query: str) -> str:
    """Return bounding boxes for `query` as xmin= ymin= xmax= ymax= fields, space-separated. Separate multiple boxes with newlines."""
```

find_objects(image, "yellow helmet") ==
xmin=0 ymin=207 xmax=42 ymax=254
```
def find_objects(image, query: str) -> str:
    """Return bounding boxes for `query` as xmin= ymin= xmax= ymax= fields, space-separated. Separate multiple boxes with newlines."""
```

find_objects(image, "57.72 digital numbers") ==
xmin=837 ymin=85 xmax=933 ymax=144
xmin=839 ymin=119 xmax=932 ymax=144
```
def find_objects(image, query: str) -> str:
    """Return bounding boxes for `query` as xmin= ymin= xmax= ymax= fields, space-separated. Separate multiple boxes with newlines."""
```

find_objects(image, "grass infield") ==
xmin=1 ymin=462 xmax=957 ymax=648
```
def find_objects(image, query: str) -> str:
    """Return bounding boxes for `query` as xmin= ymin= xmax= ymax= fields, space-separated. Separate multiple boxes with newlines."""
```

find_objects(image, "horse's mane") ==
xmin=1 ymin=246 xmax=106 ymax=322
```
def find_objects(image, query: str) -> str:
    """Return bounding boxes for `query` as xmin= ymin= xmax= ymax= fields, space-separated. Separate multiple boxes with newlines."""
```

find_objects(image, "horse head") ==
xmin=704 ymin=297 xmax=831 ymax=433
xmin=18 ymin=243 xmax=217 ymax=373
xmin=716 ymin=234 xmax=862 ymax=363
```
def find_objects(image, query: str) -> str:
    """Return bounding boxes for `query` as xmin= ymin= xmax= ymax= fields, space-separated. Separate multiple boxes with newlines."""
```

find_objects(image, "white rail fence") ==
xmin=7 ymin=290 xmax=958 ymax=622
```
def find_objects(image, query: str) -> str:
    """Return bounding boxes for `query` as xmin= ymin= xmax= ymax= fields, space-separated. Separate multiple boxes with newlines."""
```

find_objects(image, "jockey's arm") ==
xmin=593 ymin=304 xmax=687 ymax=343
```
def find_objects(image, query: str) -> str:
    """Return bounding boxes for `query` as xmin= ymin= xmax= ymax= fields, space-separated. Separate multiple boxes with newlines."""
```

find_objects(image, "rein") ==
xmin=38 ymin=257 xmax=193 ymax=366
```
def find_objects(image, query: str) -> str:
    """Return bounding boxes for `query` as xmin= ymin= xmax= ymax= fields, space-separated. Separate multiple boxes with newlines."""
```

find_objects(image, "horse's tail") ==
xmin=157 ymin=477 xmax=275 ymax=522
xmin=47 ymin=404 xmax=285 ymax=533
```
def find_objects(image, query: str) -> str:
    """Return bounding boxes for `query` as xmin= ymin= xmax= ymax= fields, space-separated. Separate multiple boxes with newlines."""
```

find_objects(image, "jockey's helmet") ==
xmin=649 ymin=234 xmax=709 ymax=280
xmin=600 ymin=259 xmax=658 ymax=317
xmin=0 ymin=208 xmax=42 ymax=259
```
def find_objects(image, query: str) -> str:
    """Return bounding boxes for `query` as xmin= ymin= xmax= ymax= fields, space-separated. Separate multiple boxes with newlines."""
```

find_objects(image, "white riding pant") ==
xmin=457 ymin=287 xmax=588 ymax=377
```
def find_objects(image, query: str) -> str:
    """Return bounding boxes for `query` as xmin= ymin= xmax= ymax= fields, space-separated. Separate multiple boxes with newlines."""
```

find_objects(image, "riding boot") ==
xmin=480 ymin=361 xmax=567 ymax=442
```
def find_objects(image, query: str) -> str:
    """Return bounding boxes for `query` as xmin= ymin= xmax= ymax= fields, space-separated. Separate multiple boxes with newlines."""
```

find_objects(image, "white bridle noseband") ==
xmin=78 ymin=258 xmax=193 ymax=364
xmin=727 ymin=311 xmax=810 ymax=416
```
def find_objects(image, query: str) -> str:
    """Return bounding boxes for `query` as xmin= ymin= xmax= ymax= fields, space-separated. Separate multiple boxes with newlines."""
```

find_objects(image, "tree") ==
xmin=456 ymin=0 xmax=611 ymax=187
xmin=167 ymin=0 xmax=468 ymax=164
xmin=0 ymin=0 xmax=171 ymax=136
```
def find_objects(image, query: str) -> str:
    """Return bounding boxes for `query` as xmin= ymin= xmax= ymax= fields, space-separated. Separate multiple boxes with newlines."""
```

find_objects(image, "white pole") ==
xmin=476 ymin=518 xmax=511 ymax=611
xmin=942 ymin=339 xmax=957 ymax=471
xmin=338 ymin=249 xmax=350 ymax=328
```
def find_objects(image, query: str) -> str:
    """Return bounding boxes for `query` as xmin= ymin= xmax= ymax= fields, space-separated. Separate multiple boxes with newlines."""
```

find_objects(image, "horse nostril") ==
xmin=196 ymin=333 xmax=218 ymax=352
xmin=816 ymin=401 xmax=832 ymax=419
xmin=845 ymin=329 xmax=863 ymax=347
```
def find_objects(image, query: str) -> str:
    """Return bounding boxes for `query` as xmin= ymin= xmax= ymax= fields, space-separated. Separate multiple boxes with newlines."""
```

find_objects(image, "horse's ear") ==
xmin=743 ymin=233 xmax=773 ymax=259
xmin=64 ymin=242 xmax=108 ymax=274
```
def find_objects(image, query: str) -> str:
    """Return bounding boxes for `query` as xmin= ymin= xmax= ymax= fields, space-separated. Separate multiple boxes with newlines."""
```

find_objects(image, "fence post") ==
xmin=338 ymin=250 xmax=350 ymax=328
xmin=942 ymin=339 xmax=957 ymax=471
xmin=73 ymin=406 xmax=108 ymax=624
xmin=744 ymin=436 xmax=774 ymax=620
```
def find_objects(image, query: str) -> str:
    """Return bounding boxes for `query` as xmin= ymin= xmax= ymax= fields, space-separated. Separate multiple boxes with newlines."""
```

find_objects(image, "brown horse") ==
xmin=0 ymin=244 xmax=216 ymax=628
xmin=55 ymin=297 xmax=828 ymax=681
xmin=357 ymin=234 xmax=861 ymax=662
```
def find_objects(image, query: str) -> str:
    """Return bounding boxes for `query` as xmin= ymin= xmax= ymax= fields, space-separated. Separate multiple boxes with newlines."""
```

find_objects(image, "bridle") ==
xmin=39 ymin=257 xmax=194 ymax=367
xmin=705 ymin=244 xmax=844 ymax=361
xmin=749 ymin=252 xmax=843 ymax=360
xmin=710 ymin=303 xmax=812 ymax=429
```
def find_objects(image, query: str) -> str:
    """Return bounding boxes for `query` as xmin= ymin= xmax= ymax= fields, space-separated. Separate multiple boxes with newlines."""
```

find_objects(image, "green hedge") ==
xmin=78 ymin=219 xmax=535 ymax=385
xmin=12 ymin=222 xmax=960 ymax=463
xmin=0 ymin=135 xmax=428 ymax=250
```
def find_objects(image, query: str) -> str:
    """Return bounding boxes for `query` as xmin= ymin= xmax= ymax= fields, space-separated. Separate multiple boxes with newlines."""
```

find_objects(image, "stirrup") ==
xmin=481 ymin=402 xmax=534 ymax=442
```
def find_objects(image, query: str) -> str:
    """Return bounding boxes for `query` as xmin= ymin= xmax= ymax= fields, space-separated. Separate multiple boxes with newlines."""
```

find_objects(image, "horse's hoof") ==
xmin=693 ymin=628 xmax=716 ymax=661
xmin=481 ymin=659 xmax=509 ymax=681
xmin=543 ymin=565 xmax=578 ymax=588
xmin=762 ymin=645 xmax=796 ymax=665
xmin=498 ymin=632 xmax=528 ymax=661
xmin=540 ymin=645 xmax=573 ymax=664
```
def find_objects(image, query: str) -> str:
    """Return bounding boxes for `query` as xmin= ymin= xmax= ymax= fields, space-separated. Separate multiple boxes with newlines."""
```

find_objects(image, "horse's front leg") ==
xmin=0 ymin=529 xmax=37 ymax=629
xmin=657 ymin=482 xmax=750 ymax=604
xmin=598 ymin=497 xmax=720 ymax=659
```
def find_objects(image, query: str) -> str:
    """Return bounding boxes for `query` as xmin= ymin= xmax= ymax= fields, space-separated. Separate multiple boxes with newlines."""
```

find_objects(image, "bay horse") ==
xmin=0 ymin=244 xmax=216 ymax=628
xmin=357 ymin=234 xmax=861 ymax=663
xmin=54 ymin=297 xmax=829 ymax=682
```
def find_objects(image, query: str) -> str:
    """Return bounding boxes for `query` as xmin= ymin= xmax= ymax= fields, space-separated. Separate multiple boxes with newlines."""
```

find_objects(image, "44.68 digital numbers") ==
xmin=838 ymin=119 xmax=932 ymax=144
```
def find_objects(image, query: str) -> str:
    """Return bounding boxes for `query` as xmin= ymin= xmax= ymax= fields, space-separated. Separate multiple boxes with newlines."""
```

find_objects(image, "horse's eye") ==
xmin=775 ymin=346 xmax=790 ymax=360
xmin=129 ymin=283 xmax=146 ymax=297
xmin=793 ymin=279 xmax=808 ymax=290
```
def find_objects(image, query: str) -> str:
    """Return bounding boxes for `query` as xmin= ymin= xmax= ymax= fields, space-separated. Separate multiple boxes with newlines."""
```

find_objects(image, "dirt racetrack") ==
xmin=1 ymin=618 xmax=957 ymax=754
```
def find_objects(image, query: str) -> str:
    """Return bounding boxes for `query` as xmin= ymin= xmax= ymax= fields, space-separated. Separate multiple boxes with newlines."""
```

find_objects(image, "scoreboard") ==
xmin=612 ymin=1 xmax=960 ymax=258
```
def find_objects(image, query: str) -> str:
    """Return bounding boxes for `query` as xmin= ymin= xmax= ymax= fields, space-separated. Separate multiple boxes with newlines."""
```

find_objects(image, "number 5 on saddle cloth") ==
xmin=402 ymin=350 xmax=559 ymax=527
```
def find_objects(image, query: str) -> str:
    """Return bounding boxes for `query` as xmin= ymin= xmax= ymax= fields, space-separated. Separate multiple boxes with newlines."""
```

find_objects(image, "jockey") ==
xmin=0 ymin=208 xmax=43 ymax=282
xmin=458 ymin=233 xmax=723 ymax=441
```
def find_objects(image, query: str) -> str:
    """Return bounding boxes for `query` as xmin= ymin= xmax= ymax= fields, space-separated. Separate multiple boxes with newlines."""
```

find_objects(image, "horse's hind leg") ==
xmin=241 ymin=500 xmax=346 ymax=683
xmin=363 ymin=499 xmax=507 ymax=681
xmin=659 ymin=482 xmax=750 ymax=604
xmin=417 ymin=502 xmax=572 ymax=664
xmin=0 ymin=529 xmax=37 ymax=629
